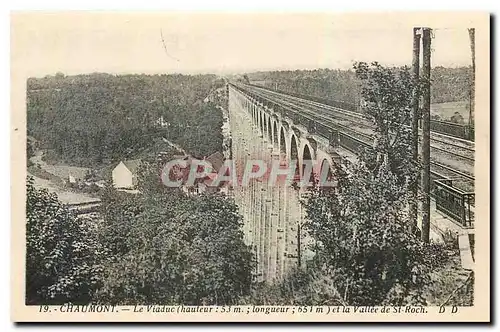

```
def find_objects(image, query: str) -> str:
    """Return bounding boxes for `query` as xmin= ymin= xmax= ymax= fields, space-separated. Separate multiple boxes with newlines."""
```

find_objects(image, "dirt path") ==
xmin=162 ymin=137 xmax=187 ymax=155
xmin=28 ymin=151 xmax=97 ymax=204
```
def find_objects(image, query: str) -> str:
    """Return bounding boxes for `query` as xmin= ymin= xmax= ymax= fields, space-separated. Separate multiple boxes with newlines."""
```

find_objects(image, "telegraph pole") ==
xmin=297 ymin=222 xmax=302 ymax=268
xmin=410 ymin=27 xmax=421 ymax=235
xmin=468 ymin=28 xmax=475 ymax=132
xmin=421 ymin=28 xmax=432 ymax=243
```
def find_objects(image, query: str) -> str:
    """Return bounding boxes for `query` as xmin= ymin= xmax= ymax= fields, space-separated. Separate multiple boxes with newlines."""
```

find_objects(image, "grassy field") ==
xmin=29 ymin=151 xmax=99 ymax=204
xmin=27 ymin=165 xmax=64 ymax=186
xmin=426 ymin=251 xmax=474 ymax=306
xmin=431 ymin=101 xmax=471 ymax=122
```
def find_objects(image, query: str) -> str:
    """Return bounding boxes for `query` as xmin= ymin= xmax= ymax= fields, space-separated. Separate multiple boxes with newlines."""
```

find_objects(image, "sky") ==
xmin=11 ymin=12 xmax=478 ymax=77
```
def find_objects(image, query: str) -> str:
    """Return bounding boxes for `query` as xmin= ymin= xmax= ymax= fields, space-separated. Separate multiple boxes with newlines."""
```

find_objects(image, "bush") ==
xmin=25 ymin=177 xmax=104 ymax=304
xmin=441 ymin=230 xmax=459 ymax=251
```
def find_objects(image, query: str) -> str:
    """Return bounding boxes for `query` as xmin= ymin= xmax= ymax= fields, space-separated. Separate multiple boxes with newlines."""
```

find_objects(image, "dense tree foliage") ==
xmin=301 ymin=162 xmax=438 ymax=305
xmin=430 ymin=66 xmax=473 ymax=103
xmin=247 ymin=66 xmax=472 ymax=108
xmin=246 ymin=164 xmax=444 ymax=306
xmin=27 ymin=73 xmax=225 ymax=166
xmin=25 ymin=177 xmax=105 ymax=304
xmin=26 ymin=165 xmax=254 ymax=305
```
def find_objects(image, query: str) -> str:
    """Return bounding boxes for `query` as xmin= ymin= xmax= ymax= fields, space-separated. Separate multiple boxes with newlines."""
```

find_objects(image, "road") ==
xmin=28 ymin=151 xmax=98 ymax=204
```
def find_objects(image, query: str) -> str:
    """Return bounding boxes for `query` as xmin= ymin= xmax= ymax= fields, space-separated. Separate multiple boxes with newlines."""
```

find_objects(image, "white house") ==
xmin=155 ymin=116 xmax=170 ymax=128
xmin=112 ymin=159 xmax=141 ymax=189
xmin=68 ymin=174 xmax=77 ymax=185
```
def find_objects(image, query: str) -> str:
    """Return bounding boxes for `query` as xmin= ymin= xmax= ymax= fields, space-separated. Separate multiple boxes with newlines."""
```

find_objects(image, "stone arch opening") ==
xmin=279 ymin=126 xmax=287 ymax=170
xmin=279 ymin=127 xmax=286 ymax=155
xmin=260 ymin=111 xmax=264 ymax=135
xmin=263 ymin=115 xmax=269 ymax=141
xmin=302 ymin=144 xmax=315 ymax=186
xmin=266 ymin=117 xmax=272 ymax=142
xmin=319 ymin=158 xmax=335 ymax=190
xmin=273 ymin=121 xmax=278 ymax=147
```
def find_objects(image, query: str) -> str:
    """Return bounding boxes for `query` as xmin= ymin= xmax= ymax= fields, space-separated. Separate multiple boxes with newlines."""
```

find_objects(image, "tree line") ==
xmin=246 ymin=66 xmax=473 ymax=108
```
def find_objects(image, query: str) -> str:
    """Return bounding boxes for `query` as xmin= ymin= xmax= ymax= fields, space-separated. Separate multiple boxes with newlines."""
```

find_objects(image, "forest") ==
xmin=26 ymin=167 xmax=253 ymax=305
xmin=25 ymin=64 xmax=472 ymax=306
xmin=27 ymin=73 xmax=225 ymax=167
xmin=247 ymin=66 xmax=473 ymax=111
xmin=26 ymin=72 xmax=254 ymax=305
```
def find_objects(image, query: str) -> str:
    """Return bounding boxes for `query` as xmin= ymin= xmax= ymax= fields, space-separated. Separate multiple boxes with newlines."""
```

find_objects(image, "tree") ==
xmin=353 ymin=61 xmax=416 ymax=184
xmin=303 ymin=161 xmax=432 ymax=306
xmin=25 ymin=177 xmax=105 ymax=304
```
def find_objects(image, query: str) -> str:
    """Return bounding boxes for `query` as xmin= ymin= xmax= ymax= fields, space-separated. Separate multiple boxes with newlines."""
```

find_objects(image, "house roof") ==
xmin=121 ymin=159 xmax=142 ymax=174
xmin=205 ymin=151 xmax=224 ymax=173
xmin=204 ymin=171 xmax=233 ymax=189
xmin=171 ymin=154 xmax=188 ymax=160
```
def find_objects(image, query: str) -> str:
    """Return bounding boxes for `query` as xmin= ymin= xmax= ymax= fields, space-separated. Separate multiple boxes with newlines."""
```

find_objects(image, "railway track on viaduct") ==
xmin=241 ymin=83 xmax=475 ymax=192
xmin=232 ymin=82 xmax=475 ymax=227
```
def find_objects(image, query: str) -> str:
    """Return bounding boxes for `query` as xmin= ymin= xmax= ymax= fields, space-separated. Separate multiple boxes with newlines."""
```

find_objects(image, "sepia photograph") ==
xmin=10 ymin=11 xmax=490 ymax=322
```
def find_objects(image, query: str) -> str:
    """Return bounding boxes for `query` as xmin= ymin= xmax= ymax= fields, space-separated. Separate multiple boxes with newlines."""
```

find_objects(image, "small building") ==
xmin=68 ymin=174 xmax=77 ymax=185
xmin=155 ymin=116 xmax=170 ymax=128
xmin=170 ymin=151 xmax=231 ymax=196
xmin=112 ymin=159 xmax=142 ymax=189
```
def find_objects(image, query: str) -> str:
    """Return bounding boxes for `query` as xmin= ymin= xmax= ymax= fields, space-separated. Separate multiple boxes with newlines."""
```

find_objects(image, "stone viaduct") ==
xmin=227 ymin=83 xmax=341 ymax=282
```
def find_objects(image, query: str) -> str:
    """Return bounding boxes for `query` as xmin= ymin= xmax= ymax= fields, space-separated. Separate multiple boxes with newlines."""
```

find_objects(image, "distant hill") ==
xmin=27 ymin=73 xmax=225 ymax=168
